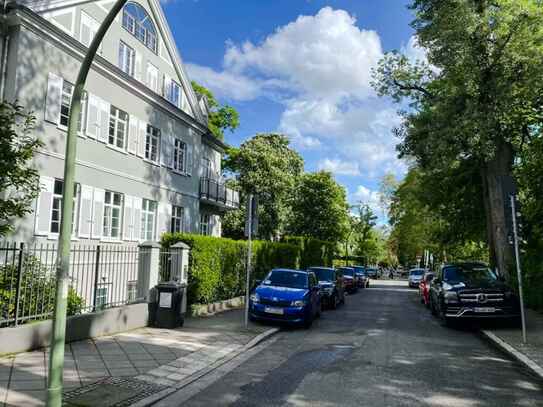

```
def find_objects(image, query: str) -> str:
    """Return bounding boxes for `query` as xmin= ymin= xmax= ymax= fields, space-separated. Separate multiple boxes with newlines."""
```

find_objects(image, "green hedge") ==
xmin=161 ymin=233 xmax=335 ymax=305
xmin=281 ymin=236 xmax=335 ymax=269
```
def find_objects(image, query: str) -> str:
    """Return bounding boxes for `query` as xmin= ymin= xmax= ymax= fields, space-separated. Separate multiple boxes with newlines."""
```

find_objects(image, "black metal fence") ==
xmin=199 ymin=178 xmax=240 ymax=208
xmin=0 ymin=242 xmax=142 ymax=327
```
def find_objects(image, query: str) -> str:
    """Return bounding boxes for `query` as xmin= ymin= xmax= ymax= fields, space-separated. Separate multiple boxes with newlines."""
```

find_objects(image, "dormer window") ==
xmin=122 ymin=2 xmax=158 ymax=53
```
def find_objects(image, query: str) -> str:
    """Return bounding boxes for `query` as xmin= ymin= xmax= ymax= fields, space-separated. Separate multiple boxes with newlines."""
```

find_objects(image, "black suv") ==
xmin=429 ymin=262 xmax=520 ymax=326
xmin=308 ymin=267 xmax=345 ymax=309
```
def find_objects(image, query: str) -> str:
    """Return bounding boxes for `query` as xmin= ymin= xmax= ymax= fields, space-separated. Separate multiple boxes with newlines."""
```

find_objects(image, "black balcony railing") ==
xmin=200 ymin=178 xmax=240 ymax=208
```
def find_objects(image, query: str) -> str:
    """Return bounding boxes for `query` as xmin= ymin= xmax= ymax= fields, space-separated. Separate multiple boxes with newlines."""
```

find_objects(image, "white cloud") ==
xmin=185 ymin=7 xmax=409 ymax=181
xmin=352 ymin=185 xmax=382 ymax=214
xmin=318 ymin=158 xmax=360 ymax=176
xmin=402 ymin=36 xmax=428 ymax=64
xmin=185 ymin=63 xmax=262 ymax=102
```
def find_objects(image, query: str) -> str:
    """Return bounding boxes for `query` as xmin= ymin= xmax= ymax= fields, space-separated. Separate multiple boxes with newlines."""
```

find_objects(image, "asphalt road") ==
xmin=183 ymin=280 xmax=543 ymax=407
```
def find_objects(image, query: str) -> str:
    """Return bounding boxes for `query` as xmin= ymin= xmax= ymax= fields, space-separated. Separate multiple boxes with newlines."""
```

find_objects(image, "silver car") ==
xmin=408 ymin=268 xmax=426 ymax=288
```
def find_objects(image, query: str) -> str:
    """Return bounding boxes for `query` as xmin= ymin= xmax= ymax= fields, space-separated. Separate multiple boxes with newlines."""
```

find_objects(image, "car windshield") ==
xmin=443 ymin=265 xmax=497 ymax=285
xmin=410 ymin=269 xmax=424 ymax=276
xmin=310 ymin=268 xmax=335 ymax=282
xmin=340 ymin=268 xmax=354 ymax=277
xmin=263 ymin=270 xmax=308 ymax=289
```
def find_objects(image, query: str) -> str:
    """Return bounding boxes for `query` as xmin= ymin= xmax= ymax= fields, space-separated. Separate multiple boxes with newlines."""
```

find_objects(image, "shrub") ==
xmin=281 ymin=236 xmax=335 ymax=269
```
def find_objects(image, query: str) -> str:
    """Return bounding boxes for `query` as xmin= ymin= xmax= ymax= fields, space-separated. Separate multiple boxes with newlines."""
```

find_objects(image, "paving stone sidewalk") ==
xmin=482 ymin=308 xmax=543 ymax=379
xmin=0 ymin=309 xmax=271 ymax=406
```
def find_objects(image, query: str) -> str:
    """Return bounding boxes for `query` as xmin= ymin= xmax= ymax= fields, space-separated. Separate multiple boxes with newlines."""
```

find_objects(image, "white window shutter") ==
xmin=45 ymin=73 xmax=62 ymax=124
xmin=86 ymin=93 xmax=100 ymax=139
xmin=163 ymin=74 xmax=171 ymax=98
xmin=156 ymin=202 xmax=171 ymax=238
xmin=122 ymin=195 xmax=133 ymax=241
xmin=78 ymin=184 xmax=94 ymax=238
xmin=135 ymin=52 xmax=142 ymax=82
xmin=186 ymin=144 xmax=193 ymax=176
xmin=137 ymin=121 xmax=146 ymax=158
xmin=34 ymin=176 xmax=55 ymax=235
xmin=132 ymin=198 xmax=142 ymax=241
xmin=160 ymin=132 xmax=171 ymax=167
xmin=127 ymin=115 xmax=138 ymax=154
xmin=183 ymin=209 xmax=191 ymax=233
xmin=80 ymin=15 xmax=91 ymax=46
xmin=91 ymin=187 xmax=105 ymax=239
xmin=98 ymin=99 xmax=110 ymax=143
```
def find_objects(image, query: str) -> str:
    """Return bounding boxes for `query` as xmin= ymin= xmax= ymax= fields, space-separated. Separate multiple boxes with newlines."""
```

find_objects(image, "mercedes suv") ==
xmin=429 ymin=262 xmax=521 ymax=326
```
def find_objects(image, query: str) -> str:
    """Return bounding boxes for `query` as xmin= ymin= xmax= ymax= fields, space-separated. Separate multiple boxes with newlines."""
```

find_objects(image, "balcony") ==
xmin=199 ymin=178 xmax=240 ymax=209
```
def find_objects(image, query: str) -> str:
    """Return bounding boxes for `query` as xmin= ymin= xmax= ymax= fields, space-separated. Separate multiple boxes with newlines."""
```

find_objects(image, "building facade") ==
xmin=0 ymin=0 xmax=238 ymax=243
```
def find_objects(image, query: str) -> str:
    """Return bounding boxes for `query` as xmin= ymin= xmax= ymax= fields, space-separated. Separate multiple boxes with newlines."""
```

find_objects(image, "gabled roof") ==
xmin=13 ymin=0 xmax=207 ymax=126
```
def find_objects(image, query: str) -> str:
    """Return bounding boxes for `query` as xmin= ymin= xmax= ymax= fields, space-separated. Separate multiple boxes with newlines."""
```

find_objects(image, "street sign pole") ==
xmin=46 ymin=2 xmax=127 ymax=406
xmin=244 ymin=194 xmax=254 ymax=329
xmin=510 ymin=195 xmax=527 ymax=344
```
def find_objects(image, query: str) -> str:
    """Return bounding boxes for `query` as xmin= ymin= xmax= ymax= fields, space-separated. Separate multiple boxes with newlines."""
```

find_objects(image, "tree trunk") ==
xmin=480 ymin=140 xmax=515 ymax=280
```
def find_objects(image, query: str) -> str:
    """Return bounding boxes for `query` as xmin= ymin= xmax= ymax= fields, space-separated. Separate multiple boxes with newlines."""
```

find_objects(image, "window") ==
xmin=165 ymin=80 xmax=182 ymax=107
xmin=96 ymin=286 xmax=108 ymax=309
xmin=146 ymin=63 xmax=159 ymax=92
xmin=122 ymin=2 xmax=158 ymax=53
xmin=59 ymin=80 xmax=86 ymax=132
xmin=127 ymin=281 xmax=138 ymax=303
xmin=145 ymin=124 xmax=160 ymax=163
xmin=199 ymin=214 xmax=209 ymax=236
xmin=51 ymin=179 xmax=79 ymax=235
xmin=171 ymin=206 xmax=184 ymax=233
xmin=80 ymin=11 xmax=100 ymax=50
xmin=108 ymin=106 xmax=128 ymax=149
xmin=201 ymin=157 xmax=212 ymax=178
xmin=118 ymin=41 xmax=135 ymax=76
xmin=141 ymin=199 xmax=157 ymax=241
xmin=103 ymin=191 xmax=123 ymax=239
xmin=173 ymin=139 xmax=186 ymax=172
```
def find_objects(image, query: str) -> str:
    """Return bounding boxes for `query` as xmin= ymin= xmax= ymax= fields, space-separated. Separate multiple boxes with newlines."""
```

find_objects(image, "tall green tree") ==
xmin=191 ymin=81 xmax=239 ymax=141
xmin=0 ymin=102 xmax=42 ymax=236
xmin=224 ymin=134 xmax=304 ymax=240
xmin=287 ymin=171 xmax=349 ymax=243
xmin=372 ymin=0 xmax=543 ymax=279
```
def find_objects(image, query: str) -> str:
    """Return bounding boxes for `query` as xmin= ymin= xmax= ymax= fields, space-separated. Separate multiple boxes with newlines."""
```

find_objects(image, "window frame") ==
xmin=121 ymin=3 xmax=158 ymax=54
xmin=102 ymin=190 xmax=123 ymax=240
xmin=50 ymin=179 xmax=79 ymax=237
xmin=173 ymin=138 xmax=186 ymax=173
xmin=145 ymin=124 xmax=160 ymax=163
xmin=199 ymin=213 xmax=210 ymax=236
xmin=108 ymin=105 xmax=129 ymax=150
xmin=170 ymin=205 xmax=184 ymax=234
xmin=166 ymin=80 xmax=182 ymax=107
xmin=119 ymin=40 xmax=135 ymax=77
xmin=141 ymin=198 xmax=157 ymax=241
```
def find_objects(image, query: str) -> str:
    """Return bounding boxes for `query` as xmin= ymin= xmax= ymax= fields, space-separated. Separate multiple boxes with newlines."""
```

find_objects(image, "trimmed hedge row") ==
xmin=161 ymin=233 xmax=335 ymax=305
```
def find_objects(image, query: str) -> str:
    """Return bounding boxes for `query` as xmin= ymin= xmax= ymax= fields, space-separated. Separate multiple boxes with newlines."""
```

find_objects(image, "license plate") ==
xmin=474 ymin=307 xmax=496 ymax=313
xmin=264 ymin=306 xmax=284 ymax=315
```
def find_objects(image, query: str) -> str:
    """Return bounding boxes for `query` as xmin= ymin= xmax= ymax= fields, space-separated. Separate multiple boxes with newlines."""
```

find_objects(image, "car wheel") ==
xmin=366 ymin=282 xmax=370 ymax=288
xmin=316 ymin=303 xmax=322 ymax=318
xmin=430 ymin=296 xmax=437 ymax=316
xmin=439 ymin=303 xmax=452 ymax=327
xmin=303 ymin=315 xmax=313 ymax=329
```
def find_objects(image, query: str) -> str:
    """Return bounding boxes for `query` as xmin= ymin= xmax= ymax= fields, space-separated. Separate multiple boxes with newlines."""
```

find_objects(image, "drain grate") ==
xmin=63 ymin=376 xmax=169 ymax=407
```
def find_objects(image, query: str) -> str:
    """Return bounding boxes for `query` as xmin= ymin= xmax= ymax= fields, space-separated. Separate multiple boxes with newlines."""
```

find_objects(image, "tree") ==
xmin=0 ymin=102 xmax=42 ymax=236
xmin=287 ymin=171 xmax=349 ymax=243
xmin=191 ymin=81 xmax=239 ymax=141
xmin=224 ymin=134 xmax=304 ymax=240
xmin=349 ymin=204 xmax=378 ymax=263
xmin=379 ymin=173 xmax=399 ymax=216
xmin=372 ymin=0 xmax=543 ymax=279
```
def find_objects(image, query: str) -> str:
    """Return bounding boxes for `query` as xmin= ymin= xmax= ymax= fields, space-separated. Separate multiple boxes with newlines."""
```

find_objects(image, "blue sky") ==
xmin=161 ymin=0 xmax=421 ymax=219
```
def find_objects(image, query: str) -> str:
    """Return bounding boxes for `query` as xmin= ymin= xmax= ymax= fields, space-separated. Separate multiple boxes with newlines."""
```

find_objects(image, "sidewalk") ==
xmin=481 ymin=308 xmax=543 ymax=379
xmin=0 ymin=309 xmax=277 ymax=407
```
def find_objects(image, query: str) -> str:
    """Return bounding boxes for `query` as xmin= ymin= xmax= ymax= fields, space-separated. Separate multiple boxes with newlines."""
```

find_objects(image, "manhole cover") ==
xmin=63 ymin=377 xmax=168 ymax=407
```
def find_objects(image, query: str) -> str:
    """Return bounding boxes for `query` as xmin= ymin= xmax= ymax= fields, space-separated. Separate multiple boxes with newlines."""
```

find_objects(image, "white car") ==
xmin=408 ymin=268 xmax=426 ymax=288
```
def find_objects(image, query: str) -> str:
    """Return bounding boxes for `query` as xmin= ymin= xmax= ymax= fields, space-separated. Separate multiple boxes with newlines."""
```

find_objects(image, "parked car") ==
xmin=338 ymin=267 xmax=358 ymax=294
xmin=308 ymin=267 xmax=345 ymax=309
xmin=408 ymin=268 xmax=426 ymax=288
xmin=429 ymin=262 xmax=521 ymax=326
xmin=365 ymin=267 xmax=378 ymax=279
xmin=249 ymin=269 xmax=321 ymax=328
xmin=353 ymin=266 xmax=370 ymax=288
xmin=419 ymin=271 xmax=435 ymax=306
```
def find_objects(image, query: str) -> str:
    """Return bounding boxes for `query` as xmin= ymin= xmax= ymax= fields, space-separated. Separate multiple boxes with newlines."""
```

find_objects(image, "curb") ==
xmin=480 ymin=330 xmax=543 ymax=380
xmin=132 ymin=327 xmax=280 ymax=407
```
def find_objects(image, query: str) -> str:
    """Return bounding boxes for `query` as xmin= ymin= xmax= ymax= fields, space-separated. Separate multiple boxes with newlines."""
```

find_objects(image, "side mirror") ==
xmin=255 ymin=279 xmax=262 ymax=286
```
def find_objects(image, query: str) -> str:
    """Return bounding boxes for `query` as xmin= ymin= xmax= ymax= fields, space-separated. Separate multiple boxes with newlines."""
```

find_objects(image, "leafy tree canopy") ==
xmin=191 ymin=81 xmax=239 ymax=141
xmin=0 ymin=102 xmax=42 ymax=236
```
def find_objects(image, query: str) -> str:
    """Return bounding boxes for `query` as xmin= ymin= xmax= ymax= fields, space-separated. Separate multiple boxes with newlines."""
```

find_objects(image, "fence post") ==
xmin=171 ymin=242 xmax=190 ymax=283
xmin=92 ymin=245 xmax=101 ymax=312
xmin=13 ymin=242 xmax=24 ymax=327
xmin=137 ymin=242 xmax=160 ymax=302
